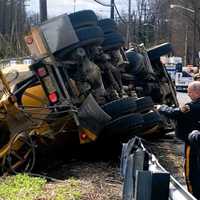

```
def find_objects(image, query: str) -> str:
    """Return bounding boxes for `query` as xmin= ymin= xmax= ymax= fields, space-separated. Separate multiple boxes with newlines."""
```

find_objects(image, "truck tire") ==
xmin=102 ymin=32 xmax=125 ymax=51
xmin=147 ymin=43 xmax=172 ymax=62
xmin=55 ymin=26 xmax=104 ymax=58
xmin=76 ymin=26 xmax=104 ymax=47
xmin=98 ymin=18 xmax=118 ymax=34
xmin=101 ymin=97 xmax=137 ymax=119
xmin=126 ymin=50 xmax=146 ymax=75
xmin=135 ymin=96 xmax=154 ymax=112
xmin=69 ymin=10 xmax=98 ymax=29
xmin=104 ymin=113 xmax=144 ymax=134
xmin=142 ymin=111 xmax=162 ymax=129
xmin=139 ymin=111 xmax=164 ymax=138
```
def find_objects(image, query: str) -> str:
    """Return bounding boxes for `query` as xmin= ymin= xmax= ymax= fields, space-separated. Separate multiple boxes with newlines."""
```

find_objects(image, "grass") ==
xmin=53 ymin=179 xmax=81 ymax=200
xmin=0 ymin=174 xmax=82 ymax=200
xmin=0 ymin=174 xmax=46 ymax=200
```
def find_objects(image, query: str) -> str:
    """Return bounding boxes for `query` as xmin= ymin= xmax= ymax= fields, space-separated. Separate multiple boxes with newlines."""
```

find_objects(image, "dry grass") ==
xmin=47 ymin=162 xmax=123 ymax=200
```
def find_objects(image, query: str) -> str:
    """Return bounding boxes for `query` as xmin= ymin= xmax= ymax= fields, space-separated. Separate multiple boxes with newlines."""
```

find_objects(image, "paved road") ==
xmin=177 ymin=91 xmax=191 ymax=106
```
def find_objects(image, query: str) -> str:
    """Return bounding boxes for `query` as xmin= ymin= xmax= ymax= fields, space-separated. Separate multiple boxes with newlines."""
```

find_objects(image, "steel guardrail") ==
xmin=121 ymin=137 xmax=197 ymax=200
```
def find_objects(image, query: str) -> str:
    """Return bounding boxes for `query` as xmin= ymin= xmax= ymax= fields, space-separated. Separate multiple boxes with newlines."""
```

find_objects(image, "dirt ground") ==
xmin=33 ymin=133 xmax=186 ymax=199
xmin=34 ymin=143 xmax=123 ymax=200
xmin=50 ymin=162 xmax=122 ymax=200
xmin=146 ymin=135 xmax=186 ymax=184
xmin=36 ymin=161 xmax=122 ymax=200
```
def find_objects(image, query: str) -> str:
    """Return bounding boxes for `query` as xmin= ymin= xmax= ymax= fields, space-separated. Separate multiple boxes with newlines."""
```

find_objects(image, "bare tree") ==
xmin=116 ymin=0 xmax=171 ymax=47
xmin=0 ymin=0 xmax=29 ymax=58
xmin=117 ymin=0 xmax=200 ymax=65
xmin=169 ymin=0 xmax=200 ymax=65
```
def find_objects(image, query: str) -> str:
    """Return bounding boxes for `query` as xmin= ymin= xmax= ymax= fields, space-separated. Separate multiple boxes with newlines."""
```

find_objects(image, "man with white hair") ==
xmin=158 ymin=81 xmax=200 ymax=199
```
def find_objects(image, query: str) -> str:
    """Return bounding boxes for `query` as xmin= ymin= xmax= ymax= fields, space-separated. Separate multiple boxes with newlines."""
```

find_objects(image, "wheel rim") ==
xmin=6 ymin=133 xmax=36 ymax=174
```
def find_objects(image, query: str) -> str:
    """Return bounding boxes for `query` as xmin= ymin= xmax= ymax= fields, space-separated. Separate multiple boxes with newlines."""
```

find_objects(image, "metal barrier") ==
xmin=120 ymin=137 xmax=197 ymax=200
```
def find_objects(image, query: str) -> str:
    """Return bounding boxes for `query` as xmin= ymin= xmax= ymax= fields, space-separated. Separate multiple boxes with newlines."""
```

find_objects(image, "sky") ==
xmin=27 ymin=0 xmax=135 ymax=18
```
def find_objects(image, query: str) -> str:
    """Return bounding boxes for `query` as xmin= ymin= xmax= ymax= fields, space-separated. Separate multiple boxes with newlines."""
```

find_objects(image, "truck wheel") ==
xmin=98 ymin=18 xmax=118 ymax=34
xmin=104 ymin=113 xmax=144 ymax=134
xmin=125 ymin=50 xmax=146 ymax=75
xmin=135 ymin=96 xmax=154 ymax=112
xmin=140 ymin=111 xmax=164 ymax=138
xmin=147 ymin=43 xmax=172 ymax=62
xmin=101 ymin=97 xmax=137 ymax=119
xmin=69 ymin=10 xmax=98 ymax=29
xmin=6 ymin=133 xmax=36 ymax=174
xmin=76 ymin=26 xmax=104 ymax=47
xmin=102 ymin=32 xmax=125 ymax=51
xmin=55 ymin=25 xmax=104 ymax=58
xmin=142 ymin=111 xmax=162 ymax=129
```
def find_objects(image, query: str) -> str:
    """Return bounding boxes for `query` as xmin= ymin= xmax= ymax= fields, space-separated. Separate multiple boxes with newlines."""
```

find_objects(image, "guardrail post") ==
xmin=121 ymin=138 xmax=197 ymax=200
xmin=135 ymin=171 xmax=152 ymax=200
xmin=123 ymin=154 xmax=134 ymax=200
xmin=120 ymin=143 xmax=128 ymax=177
xmin=135 ymin=171 xmax=170 ymax=200
xmin=132 ymin=150 xmax=149 ymax=196
xmin=122 ymin=150 xmax=149 ymax=200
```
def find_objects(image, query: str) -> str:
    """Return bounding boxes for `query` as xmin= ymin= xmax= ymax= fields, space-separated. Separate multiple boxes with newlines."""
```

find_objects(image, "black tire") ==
xmin=76 ymin=26 xmax=104 ymax=47
xmin=138 ymin=111 xmax=164 ymax=138
xmin=147 ymin=43 xmax=172 ymax=62
xmin=121 ymin=73 xmax=135 ymax=81
xmin=125 ymin=50 xmax=146 ymax=75
xmin=98 ymin=18 xmax=118 ymax=34
xmin=142 ymin=111 xmax=162 ymax=128
xmin=101 ymin=97 xmax=137 ymax=119
xmin=104 ymin=113 xmax=144 ymax=134
xmin=135 ymin=96 xmax=154 ymax=112
xmin=102 ymin=32 xmax=125 ymax=51
xmin=69 ymin=10 xmax=98 ymax=29
xmin=54 ymin=26 xmax=104 ymax=59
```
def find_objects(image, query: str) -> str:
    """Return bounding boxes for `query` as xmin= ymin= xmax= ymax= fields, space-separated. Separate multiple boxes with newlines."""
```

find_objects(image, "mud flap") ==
xmin=78 ymin=94 xmax=111 ymax=143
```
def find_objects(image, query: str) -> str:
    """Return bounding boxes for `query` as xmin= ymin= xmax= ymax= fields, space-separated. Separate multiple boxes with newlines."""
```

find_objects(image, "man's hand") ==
xmin=180 ymin=105 xmax=190 ymax=113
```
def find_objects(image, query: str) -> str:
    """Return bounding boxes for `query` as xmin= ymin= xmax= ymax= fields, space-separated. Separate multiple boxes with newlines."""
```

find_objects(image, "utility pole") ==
xmin=126 ymin=0 xmax=131 ymax=48
xmin=110 ymin=0 xmax=114 ymax=19
xmin=170 ymin=4 xmax=197 ymax=65
xmin=184 ymin=25 xmax=188 ymax=66
xmin=74 ymin=0 xmax=76 ymax=13
xmin=40 ymin=0 xmax=47 ymax=23
xmin=192 ymin=8 xmax=197 ymax=66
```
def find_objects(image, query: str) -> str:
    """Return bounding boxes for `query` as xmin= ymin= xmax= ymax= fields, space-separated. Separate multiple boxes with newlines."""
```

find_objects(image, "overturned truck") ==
xmin=0 ymin=10 xmax=178 ymax=173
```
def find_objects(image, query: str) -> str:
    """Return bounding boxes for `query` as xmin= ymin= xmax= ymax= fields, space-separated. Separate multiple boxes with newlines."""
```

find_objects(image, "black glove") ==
xmin=188 ymin=130 xmax=200 ymax=148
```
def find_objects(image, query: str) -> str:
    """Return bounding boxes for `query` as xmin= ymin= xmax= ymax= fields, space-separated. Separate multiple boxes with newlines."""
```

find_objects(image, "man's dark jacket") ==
xmin=159 ymin=98 xmax=200 ymax=143
xmin=159 ymin=99 xmax=200 ymax=199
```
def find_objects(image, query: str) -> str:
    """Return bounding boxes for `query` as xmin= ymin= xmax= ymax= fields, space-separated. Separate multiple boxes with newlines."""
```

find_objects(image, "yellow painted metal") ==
xmin=25 ymin=27 xmax=49 ymax=59
xmin=0 ymin=144 xmax=10 ymax=158
xmin=0 ymin=133 xmax=24 ymax=159
xmin=79 ymin=128 xmax=97 ymax=144
xmin=0 ymin=31 xmax=81 ymax=172
xmin=22 ymin=84 xmax=48 ymax=106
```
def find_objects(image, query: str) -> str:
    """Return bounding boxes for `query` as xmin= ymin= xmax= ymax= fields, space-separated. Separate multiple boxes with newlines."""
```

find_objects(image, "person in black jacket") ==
xmin=158 ymin=81 xmax=200 ymax=199
xmin=187 ymin=130 xmax=200 ymax=199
